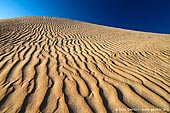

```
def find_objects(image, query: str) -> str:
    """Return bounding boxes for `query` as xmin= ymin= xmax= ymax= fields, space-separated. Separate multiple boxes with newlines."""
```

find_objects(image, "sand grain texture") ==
xmin=0 ymin=17 xmax=170 ymax=113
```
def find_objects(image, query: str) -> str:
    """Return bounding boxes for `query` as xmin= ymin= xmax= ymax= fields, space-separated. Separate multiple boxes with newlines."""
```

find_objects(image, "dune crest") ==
xmin=0 ymin=17 xmax=170 ymax=113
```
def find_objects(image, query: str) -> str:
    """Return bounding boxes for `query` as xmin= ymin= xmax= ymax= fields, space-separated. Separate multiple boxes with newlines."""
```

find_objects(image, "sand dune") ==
xmin=0 ymin=17 xmax=170 ymax=113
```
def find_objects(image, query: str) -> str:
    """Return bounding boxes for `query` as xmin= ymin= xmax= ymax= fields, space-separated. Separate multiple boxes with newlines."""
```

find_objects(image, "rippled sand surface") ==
xmin=0 ymin=17 xmax=170 ymax=113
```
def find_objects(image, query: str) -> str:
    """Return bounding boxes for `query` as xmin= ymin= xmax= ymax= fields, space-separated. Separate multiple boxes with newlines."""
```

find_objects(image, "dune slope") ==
xmin=0 ymin=17 xmax=170 ymax=113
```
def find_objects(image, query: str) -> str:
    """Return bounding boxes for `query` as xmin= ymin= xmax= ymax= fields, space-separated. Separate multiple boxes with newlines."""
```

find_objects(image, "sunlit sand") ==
xmin=0 ymin=17 xmax=169 ymax=113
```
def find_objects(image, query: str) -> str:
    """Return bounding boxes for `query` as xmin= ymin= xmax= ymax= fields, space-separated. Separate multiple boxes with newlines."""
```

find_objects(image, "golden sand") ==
xmin=0 ymin=17 xmax=169 ymax=113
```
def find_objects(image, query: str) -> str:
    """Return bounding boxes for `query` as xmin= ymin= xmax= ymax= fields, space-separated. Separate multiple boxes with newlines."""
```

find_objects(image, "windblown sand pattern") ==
xmin=0 ymin=17 xmax=170 ymax=113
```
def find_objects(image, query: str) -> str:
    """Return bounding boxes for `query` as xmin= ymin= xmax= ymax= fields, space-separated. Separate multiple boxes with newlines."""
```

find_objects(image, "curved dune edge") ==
xmin=0 ymin=17 xmax=170 ymax=113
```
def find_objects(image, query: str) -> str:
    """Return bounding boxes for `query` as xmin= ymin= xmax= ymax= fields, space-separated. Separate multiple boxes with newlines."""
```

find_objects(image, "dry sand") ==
xmin=0 ymin=17 xmax=169 ymax=113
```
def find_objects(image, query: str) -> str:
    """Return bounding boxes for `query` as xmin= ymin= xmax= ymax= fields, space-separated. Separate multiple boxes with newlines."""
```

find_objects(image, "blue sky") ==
xmin=0 ymin=0 xmax=170 ymax=33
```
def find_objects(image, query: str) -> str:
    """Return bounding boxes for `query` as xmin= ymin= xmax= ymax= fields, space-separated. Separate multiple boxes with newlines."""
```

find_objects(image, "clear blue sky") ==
xmin=0 ymin=0 xmax=170 ymax=33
